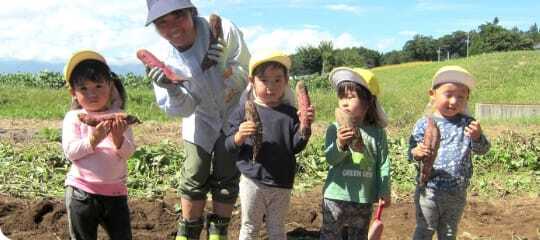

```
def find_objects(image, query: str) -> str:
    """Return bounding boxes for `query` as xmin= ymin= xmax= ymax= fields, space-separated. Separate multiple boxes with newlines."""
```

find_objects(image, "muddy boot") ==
xmin=176 ymin=218 xmax=204 ymax=240
xmin=207 ymin=213 xmax=230 ymax=240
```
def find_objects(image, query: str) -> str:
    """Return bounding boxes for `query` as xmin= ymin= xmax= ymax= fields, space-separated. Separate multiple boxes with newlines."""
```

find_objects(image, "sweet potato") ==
xmin=419 ymin=117 xmax=440 ymax=186
xmin=245 ymin=100 xmax=263 ymax=162
xmin=136 ymin=49 xmax=182 ymax=82
xmin=200 ymin=14 xmax=224 ymax=71
xmin=295 ymin=81 xmax=312 ymax=136
xmin=78 ymin=113 xmax=141 ymax=127
xmin=335 ymin=108 xmax=364 ymax=151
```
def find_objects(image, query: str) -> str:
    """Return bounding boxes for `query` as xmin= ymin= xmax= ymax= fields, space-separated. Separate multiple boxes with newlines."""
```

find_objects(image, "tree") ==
xmin=403 ymin=34 xmax=438 ymax=61
xmin=290 ymin=46 xmax=322 ymax=76
xmin=381 ymin=50 xmax=410 ymax=65
xmin=333 ymin=48 xmax=365 ymax=68
xmin=318 ymin=41 xmax=335 ymax=75
xmin=355 ymin=47 xmax=382 ymax=68
xmin=438 ymin=31 xmax=468 ymax=58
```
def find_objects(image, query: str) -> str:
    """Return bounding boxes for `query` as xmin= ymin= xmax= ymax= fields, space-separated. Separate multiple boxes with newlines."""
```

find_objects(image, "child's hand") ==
xmin=337 ymin=126 xmax=355 ymax=149
xmin=90 ymin=121 xmax=111 ymax=149
xmin=465 ymin=120 xmax=482 ymax=141
xmin=110 ymin=115 xmax=128 ymax=149
xmin=411 ymin=142 xmax=431 ymax=161
xmin=298 ymin=105 xmax=316 ymax=129
xmin=380 ymin=197 xmax=391 ymax=208
xmin=234 ymin=121 xmax=257 ymax=145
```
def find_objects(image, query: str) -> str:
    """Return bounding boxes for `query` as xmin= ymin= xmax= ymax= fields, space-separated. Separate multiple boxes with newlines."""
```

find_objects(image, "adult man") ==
xmin=144 ymin=0 xmax=250 ymax=239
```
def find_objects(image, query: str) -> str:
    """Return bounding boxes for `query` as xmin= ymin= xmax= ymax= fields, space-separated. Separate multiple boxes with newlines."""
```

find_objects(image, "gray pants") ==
xmin=320 ymin=198 xmax=372 ymax=240
xmin=413 ymin=186 xmax=467 ymax=240
xmin=239 ymin=176 xmax=292 ymax=240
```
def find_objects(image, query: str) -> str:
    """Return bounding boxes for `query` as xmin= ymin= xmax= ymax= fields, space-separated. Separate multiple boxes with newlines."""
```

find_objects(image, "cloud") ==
xmin=399 ymin=30 xmax=418 ymax=37
xmin=325 ymin=4 xmax=363 ymax=15
xmin=241 ymin=26 xmax=364 ymax=54
xmin=0 ymin=1 xmax=165 ymax=65
xmin=415 ymin=0 xmax=467 ymax=11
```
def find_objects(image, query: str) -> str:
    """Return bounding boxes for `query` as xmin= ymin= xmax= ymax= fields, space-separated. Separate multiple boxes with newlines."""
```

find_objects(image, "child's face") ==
xmin=71 ymin=79 xmax=112 ymax=112
xmin=430 ymin=82 xmax=469 ymax=118
xmin=154 ymin=9 xmax=196 ymax=49
xmin=338 ymin=89 xmax=368 ymax=123
xmin=251 ymin=65 xmax=288 ymax=107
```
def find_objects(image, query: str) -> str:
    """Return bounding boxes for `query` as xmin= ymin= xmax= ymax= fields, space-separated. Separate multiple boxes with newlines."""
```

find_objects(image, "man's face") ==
xmin=154 ymin=9 xmax=197 ymax=49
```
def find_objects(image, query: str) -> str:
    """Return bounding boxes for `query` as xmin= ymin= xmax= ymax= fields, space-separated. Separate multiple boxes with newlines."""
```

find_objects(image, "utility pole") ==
xmin=437 ymin=47 xmax=441 ymax=62
xmin=466 ymin=31 xmax=470 ymax=58
xmin=447 ymin=50 xmax=450 ymax=61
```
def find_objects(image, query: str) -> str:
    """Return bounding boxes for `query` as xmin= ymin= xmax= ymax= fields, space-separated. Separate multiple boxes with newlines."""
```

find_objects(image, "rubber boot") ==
xmin=207 ymin=213 xmax=230 ymax=240
xmin=175 ymin=218 xmax=204 ymax=240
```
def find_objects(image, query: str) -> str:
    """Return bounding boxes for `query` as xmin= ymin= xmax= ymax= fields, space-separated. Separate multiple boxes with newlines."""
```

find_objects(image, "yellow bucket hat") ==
xmin=432 ymin=65 xmax=475 ymax=90
xmin=248 ymin=51 xmax=291 ymax=77
xmin=64 ymin=50 xmax=107 ymax=89
xmin=329 ymin=67 xmax=381 ymax=96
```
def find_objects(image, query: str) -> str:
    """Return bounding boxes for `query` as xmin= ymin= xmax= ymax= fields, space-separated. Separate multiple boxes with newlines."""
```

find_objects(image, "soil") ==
xmin=1 ymin=119 xmax=539 ymax=239
xmin=1 ymin=189 xmax=539 ymax=240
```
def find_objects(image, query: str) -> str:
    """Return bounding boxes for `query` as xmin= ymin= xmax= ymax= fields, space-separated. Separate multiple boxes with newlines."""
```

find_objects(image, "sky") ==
xmin=0 ymin=0 xmax=538 ymax=68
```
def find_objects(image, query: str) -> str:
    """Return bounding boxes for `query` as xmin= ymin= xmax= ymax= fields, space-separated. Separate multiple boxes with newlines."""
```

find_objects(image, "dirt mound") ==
xmin=1 ymin=188 xmax=539 ymax=240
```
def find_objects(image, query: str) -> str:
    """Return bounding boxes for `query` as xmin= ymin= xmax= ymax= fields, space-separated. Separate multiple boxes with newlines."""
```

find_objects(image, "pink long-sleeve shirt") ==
xmin=62 ymin=109 xmax=136 ymax=196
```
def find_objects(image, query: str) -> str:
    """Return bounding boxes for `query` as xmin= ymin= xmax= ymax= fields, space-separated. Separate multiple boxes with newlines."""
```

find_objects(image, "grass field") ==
xmin=2 ymin=51 xmax=539 ymax=128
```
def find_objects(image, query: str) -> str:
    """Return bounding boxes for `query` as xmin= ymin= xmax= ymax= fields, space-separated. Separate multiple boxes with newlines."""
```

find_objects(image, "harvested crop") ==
xmin=419 ymin=117 xmax=440 ymax=186
xmin=136 ymin=49 xmax=182 ymax=82
xmin=201 ymin=14 xmax=223 ymax=71
xmin=295 ymin=81 xmax=312 ymax=137
xmin=78 ymin=113 xmax=141 ymax=127
xmin=335 ymin=108 xmax=364 ymax=151
xmin=244 ymin=100 xmax=263 ymax=162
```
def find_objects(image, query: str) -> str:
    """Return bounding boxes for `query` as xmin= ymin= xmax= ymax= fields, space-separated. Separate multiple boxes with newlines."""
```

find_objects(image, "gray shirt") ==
xmin=153 ymin=16 xmax=250 ymax=153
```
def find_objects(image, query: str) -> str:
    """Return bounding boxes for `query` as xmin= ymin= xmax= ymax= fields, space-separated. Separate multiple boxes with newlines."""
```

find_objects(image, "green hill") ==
xmin=373 ymin=51 xmax=540 ymax=128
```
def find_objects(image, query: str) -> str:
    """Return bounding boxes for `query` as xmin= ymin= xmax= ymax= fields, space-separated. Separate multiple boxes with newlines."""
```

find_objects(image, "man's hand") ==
xmin=147 ymin=67 xmax=175 ymax=89
xmin=234 ymin=121 xmax=257 ymax=145
xmin=465 ymin=120 xmax=482 ymax=141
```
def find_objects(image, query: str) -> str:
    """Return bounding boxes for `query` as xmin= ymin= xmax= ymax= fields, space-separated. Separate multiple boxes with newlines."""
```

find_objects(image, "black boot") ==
xmin=176 ymin=218 xmax=204 ymax=240
xmin=206 ymin=213 xmax=230 ymax=240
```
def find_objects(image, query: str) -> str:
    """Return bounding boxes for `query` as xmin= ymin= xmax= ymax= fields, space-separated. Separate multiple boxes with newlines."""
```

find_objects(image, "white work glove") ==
xmin=207 ymin=40 xmax=225 ymax=62
xmin=147 ymin=67 xmax=175 ymax=89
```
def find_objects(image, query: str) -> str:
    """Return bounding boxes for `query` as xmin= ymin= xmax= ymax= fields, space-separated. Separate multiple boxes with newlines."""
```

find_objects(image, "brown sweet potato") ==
xmin=78 ymin=113 xmax=141 ymax=127
xmin=419 ymin=117 xmax=440 ymax=186
xmin=295 ymin=81 xmax=312 ymax=137
xmin=245 ymin=100 xmax=263 ymax=162
xmin=335 ymin=108 xmax=364 ymax=151
xmin=201 ymin=14 xmax=223 ymax=71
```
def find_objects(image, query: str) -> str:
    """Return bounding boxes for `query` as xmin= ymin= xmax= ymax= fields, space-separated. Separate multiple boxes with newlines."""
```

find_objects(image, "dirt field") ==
xmin=1 ymin=119 xmax=539 ymax=239
xmin=1 ymin=188 xmax=539 ymax=240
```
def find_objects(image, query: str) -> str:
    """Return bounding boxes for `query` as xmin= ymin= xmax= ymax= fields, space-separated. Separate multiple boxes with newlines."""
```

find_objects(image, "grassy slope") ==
xmin=1 ymin=50 xmax=539 ymax=126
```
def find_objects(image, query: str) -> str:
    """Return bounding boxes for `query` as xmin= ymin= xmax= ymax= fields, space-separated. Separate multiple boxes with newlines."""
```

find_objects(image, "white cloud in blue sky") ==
xmin=0 ymin=0 xmax=538 ymax=66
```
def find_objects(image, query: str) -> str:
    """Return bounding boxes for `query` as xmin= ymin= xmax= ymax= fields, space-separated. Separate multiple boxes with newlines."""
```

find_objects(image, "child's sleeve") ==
xmin=114 ymin=127 xmax=136 ymax=161
xmin=377 ymin=129 xmax=391 ymax=200
xmin=472 ymin=133 xmax=490 ymax=155
xmin=324 ymin=123 xmax=350 ymax=165
xmin=62 ymin=111 xmax=94 ymax=161
xmin=224 ymin=105 xmax=244 ymax=153
xmin=292 ymin=112 xmax=309 ymax=154
xmin=408 ymin=118 xmax=427 ymax=161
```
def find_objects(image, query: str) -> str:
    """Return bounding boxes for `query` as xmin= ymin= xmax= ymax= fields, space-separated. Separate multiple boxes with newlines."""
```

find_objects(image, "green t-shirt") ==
xmin=323 ymin=123 xmax=391 ymax=203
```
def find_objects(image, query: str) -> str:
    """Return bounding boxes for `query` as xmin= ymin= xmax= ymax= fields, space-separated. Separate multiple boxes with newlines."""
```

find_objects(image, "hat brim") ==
xmin=145 ymin=0 xmax=194 ymax=26
xmin=64 ymin=50 xmax=106 ymax=88
xmin=249 ymin=55 xmax=291 ymax=77
xmin=432 ymin=70 xmax=475 ymax=89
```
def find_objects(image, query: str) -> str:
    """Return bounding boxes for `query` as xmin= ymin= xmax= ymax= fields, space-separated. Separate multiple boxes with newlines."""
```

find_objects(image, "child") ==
xmin=409 ymin=66 xmax=490 ymax=240
xmin=224 ymin=52 xmax=315 ymax=240
xmin=62 ymin=50 xmax=136 ymax=240
xmin=321 ymin=67 xmax=391 ymax=240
